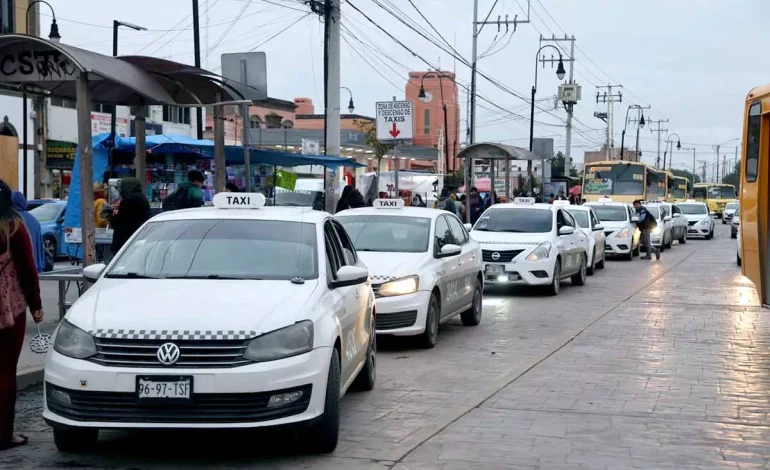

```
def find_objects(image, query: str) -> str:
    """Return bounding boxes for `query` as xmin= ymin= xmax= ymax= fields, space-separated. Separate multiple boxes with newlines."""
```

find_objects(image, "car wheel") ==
xmin=419 ymin=292 xmax=440 ymax=348
xmin=731 ymin=230 xmax=737 ymax=239
xmin=586 ymin=250 xmax=595 ymax=275
xmin=305 ymin=351 xmax=341 ymax=453
xmin=351 ymin=317 xmax=376 ymax=392
xmin=53 ymin=427 xmax=98 ymax=453
xmin=680 ymin=232 xmax=687 ymax=244
xmin=43 ymin=236 xmax=56 ymax=271
xmin=596 ymin=249 xmax=605 ymax=269
xmin=632 ymin=244 xmax=640 ymax=257
xmin=737 ymin=253 xmax=742 ymax=266
xmin=571 ymin=254 xmax=587 ymax=286
xmin=664 ymin=233 xmax=672 ymax=249
xmin=546 ymin=260 xmax=561 ymax=296
xmin=461 ymin=277 xmax=483 ymax=326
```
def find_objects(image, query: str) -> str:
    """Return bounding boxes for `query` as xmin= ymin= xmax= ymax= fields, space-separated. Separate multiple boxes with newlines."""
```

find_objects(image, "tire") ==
xmin=731 ymin=230 xmax=737 ymax=239
xmin=461 ymin=277 xmax=483 ymax=326
xmin=632 ymin=244 xmax=640 ymax=257
xmin=43 ymin=236 xmax=56 ymax=272
xmin=305 ymin=351 xmax=341 ymax=453
xmin=53 ymin=427 xmax=98 ymax=453
xmin=664 ymin=232 xmax=672 ymax=249
xmin=680 ymin=232 xmax=687 ymax=244
xmin=419 ymin=292 xmax=440 ymax=348
xmin=722 ymin=220 xmax=727 ymax=225
xmin=571 ymin=254 xmax=587 ymax=286
xmin=351 ymin=320 xmax=376 ymax=392
xmin=546 ymin=259 xmax=561 ymax=296
xmin=737 ymin=253 xmax=742 ymax=266
xmin=596 ymin=250 xmax=605 ymax=269
xmin=586 ymin=250 xmax=595 ymax=275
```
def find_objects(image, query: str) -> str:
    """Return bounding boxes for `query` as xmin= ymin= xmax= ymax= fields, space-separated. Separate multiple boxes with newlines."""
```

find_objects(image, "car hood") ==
xmin=686 ymin=214 xmax=710 ymax=222
xmin=596 ymin=220 xmax=628 ymax=231
xmin=66 ymin=279 xmax=320 ymax=335
xmin=470 ymin=230 xmax=548 ymax=247
xmin=357 ymin=251 xmax=429 ymax=280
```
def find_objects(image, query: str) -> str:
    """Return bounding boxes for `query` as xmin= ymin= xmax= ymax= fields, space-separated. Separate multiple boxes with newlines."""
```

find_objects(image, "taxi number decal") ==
xmin=446 ymin=280 xmax=460 ymax=303
xmin=345 ymin=330 xmax=357 ymax=362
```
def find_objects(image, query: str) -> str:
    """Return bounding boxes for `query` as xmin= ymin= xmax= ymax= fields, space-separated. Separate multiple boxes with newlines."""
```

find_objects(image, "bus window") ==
xmin=693 ymin=186 xmax=707 ymax=199
xmin=646 ymin=170 xmax=659 ymax=198
xmin=746 ymin=102 xmax=761 ymax=182
xmin=583 ymin=164 xmax=644 ymax=195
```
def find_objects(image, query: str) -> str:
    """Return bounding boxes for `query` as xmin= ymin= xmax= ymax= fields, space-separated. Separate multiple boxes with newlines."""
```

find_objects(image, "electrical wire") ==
xmin=247 ymin=13 xmax=311 ymax=51
xmin=144 ymin=0 xmax=221 ymax=56
xmin=406 ymin=0 xmax=454 ymax=52
xmin=202 ymin=0 xmax=252 ymax=60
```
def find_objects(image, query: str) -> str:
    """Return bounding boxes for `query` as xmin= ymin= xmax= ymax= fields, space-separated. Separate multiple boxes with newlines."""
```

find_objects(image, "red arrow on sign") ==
xmin=389 ymin=122 xmax=401 ymax=138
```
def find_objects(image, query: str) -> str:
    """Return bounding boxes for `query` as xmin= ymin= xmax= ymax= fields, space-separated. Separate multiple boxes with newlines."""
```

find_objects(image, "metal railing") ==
xmin=38 ymin=267 xmax=85 ymax=320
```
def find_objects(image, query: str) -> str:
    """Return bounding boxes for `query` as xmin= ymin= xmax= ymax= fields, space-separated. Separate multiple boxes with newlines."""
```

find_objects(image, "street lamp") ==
xmin=418 ymin=71 xmax=451 ymax=182
xmin=663 ymin=132 xmax=681 ymax=170
xmin=620 ymin=105 xmax=646 ymax=161
xmin=529 ymin=45 xmax=565 ymax=196
xmin=681 ymin=146 xmax=697 ymax=195
xmin=340 ymin=86 xmax=355 ymax=114
xmin=26 ymin=1 xmax=59 ymax=42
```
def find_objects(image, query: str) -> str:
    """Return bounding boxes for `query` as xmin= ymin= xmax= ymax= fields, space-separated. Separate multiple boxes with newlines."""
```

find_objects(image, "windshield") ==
xmin=677 ymin=203 xmax=707 ymax=215
xmin=587 ymin=205 xmax=627 ymax=222
xmin=106 ymin=219 xmax=318 ymax=280
xmin=566 ymin=210 xmax=589 ymax=228
xmin=273 ymin=190 xmax=323 ymax=210
xmin=671 ymin=180 xmax=687 ymax=199
xmin=646 ymin=206 xmax=661 ymax=219
xmin=725 ymin=202 xmax=738 ymax=210
xmin=584 ymin=164 xmax=644 ymax=196
xmin=337 ymin=215 xmax=431 ymax=253
xmin=474 ymin=208 xmax=552 ymax=233
xmin=29 ymin=203 xmax=61 ymax=222
xmin=694 ymin=185 xmax=735 ymax=199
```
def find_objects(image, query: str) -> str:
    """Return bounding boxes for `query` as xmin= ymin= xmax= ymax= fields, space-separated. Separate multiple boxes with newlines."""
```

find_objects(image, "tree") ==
xmin=722 ymin=160 xmax=741 ymax=192
xmin=669 ymin=168 xmax=701 ymax=193
xmin=551 ymin=151 xmax=579 ymax=178
xmin=355 ymin=119 xmax=392 ymax=176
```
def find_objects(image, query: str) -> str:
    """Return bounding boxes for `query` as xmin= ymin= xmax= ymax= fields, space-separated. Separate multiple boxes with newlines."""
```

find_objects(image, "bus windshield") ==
xmin=583 ymin=164 xmax=644 ymax=196
xmin=671 ymin=179 xmax=687 ymax=199
xmin=694 ymin=185 xmax=736 ymax=199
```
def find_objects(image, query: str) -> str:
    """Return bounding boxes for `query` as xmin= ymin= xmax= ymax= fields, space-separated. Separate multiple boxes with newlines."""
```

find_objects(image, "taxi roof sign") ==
xmin=553 ymin=200 xmax=570 ymax=206
xmin=213 ymin=192 xmax=266 ymax=209
xmin=373 ymin=198 xmax=405 ymax=209
xmin=513 ymin=197 xmax=536 ymax=204
xmin=597 ymin=197 xmax=613 ymax=203
xmin=685 ymin=199 xmax=696 ymax=203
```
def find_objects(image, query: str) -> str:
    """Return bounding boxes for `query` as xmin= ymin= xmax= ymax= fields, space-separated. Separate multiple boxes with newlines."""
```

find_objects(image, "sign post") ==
xmin=375 ymin=99 xmax=413 ymax=199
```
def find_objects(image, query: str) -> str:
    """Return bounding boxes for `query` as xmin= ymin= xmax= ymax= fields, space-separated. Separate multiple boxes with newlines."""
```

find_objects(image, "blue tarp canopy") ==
xmin=63 ymin=133 xmax=365 ymax=229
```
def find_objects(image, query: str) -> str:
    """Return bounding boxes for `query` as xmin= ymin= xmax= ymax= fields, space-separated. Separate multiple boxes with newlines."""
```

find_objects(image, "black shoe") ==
xmin=655 ymin=250 xmax=660 ymax=260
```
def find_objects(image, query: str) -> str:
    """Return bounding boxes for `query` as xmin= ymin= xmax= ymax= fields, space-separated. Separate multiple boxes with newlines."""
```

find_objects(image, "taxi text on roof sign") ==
xmin=598 ymin=197 xmax=613 ymax=203
xmin=513 ymin=197 xmax=536 ymax=204
xmin=373 ymin=198 xmax=405 ymax=209
xmin=553 ymin=200 xmax=570 ymax=206
xmin=213 ymin=192 xmax=266 ymax=209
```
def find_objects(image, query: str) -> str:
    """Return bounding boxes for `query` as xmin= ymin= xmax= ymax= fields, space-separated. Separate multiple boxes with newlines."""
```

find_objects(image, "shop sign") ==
xmin=0 ymin=48 xmax=78 ymax=82
xmin=46 ymin=140 xmax=77 ymax=168
xmin=92 ymin=112 xmax=128 ymax=137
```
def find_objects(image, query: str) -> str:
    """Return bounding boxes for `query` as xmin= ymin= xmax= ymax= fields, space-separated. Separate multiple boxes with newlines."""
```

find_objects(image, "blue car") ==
xmin=29 ymin=201 xmax=67 ymax=271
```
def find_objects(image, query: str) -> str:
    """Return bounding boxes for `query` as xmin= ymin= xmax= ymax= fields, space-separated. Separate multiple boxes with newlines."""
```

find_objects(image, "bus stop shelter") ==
xmin=0 ymin=35 xmax=252 ymax=265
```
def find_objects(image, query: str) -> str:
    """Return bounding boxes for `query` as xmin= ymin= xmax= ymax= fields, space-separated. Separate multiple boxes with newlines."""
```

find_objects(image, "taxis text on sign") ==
xmin=375 ymin=100 xmax=413 ymax=142
xmin=212 ymin=192 xmax=266 ymax=209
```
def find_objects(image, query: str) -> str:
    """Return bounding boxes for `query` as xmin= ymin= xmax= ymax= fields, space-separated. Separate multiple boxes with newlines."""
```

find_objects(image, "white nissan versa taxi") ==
xmin=44 ymin=193 xmax=375 ymax=454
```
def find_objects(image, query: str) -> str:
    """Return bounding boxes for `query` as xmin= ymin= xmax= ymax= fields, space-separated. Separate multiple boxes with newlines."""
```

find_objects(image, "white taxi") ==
xmin=585 ymin=199 xmax=640 ymax=260
xmin=336 ymin=199 xmax=483 ymax=349
xmin=677 ymin=200 xmax=715 ymax=239
xmin=469 ymin=197 xmax=589 ymax=296
xmin=561 ymin=202 xmax=607 ymax=275
xmin=44 ymin=193 xmax=375 ymax=454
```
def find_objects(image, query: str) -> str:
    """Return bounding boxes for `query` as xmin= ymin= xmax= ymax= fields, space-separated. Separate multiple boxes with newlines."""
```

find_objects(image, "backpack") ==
xmin=435 ymin=198 xmax=454 ymax=212
xmin=162 ymin=186 xmax=190 ymax=212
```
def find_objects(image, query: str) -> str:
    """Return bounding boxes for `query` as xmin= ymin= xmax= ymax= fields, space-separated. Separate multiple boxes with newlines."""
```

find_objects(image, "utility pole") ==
xmin=646 ymin=119 xmax=668 ymax=168
xmin=192 ymin=0 xmax=203 ymax=140
xmin=323 ymin=0 xmax=341 ymax=212
xmin=699 ymin=160 xmax=708 ymax=184
xmin=540 ymin=35 xmax=577 ymax=178
xmin=722 ymin=155 xmax=727 ymax=183
xmin=594 ymin=84 xmax=622 ymax=160
xmin=682 ymin=146 xmax=696 ymax=194
xmin=628 ymin=105 xmax=650 ymax=161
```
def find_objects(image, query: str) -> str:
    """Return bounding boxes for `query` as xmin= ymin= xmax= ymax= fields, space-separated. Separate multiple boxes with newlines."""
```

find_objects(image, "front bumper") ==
xmin=604 ymin=236 xmax=633 ymax=256
xmin=374 ymin=290 xmax=431 ymax=336
xmin=482 ymin=258 xmax=555 ymax=286
xmin=687 ymin=224 xmax=711 ymax=237
xmin=43 ymin=347 xmax=332 ymax=429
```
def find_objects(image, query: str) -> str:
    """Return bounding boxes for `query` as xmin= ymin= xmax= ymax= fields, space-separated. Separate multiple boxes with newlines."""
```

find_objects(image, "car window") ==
xmin=725 ymin=202 xmax=738 ymax=210
xmin=434 ymin=216 xmax=453 ymax=252
xmin=677 ymin=203 xmax=708 ymax=215
xmin=338 ymin=215 xmax=431 ymax=253
xmin=565 ymin=209 xmax=590 ymax=228
xmin=589 ymin=210 xmax=600 ymax=228
xmin=324 ymin=221 xmax=347 ymax=273
xmin=587 ymin=205 xmax=628 ymax=222
xmin=558 ymin=210 xmax=574 ymax=228
xmin=475 ymin=208 xmax=553 ymax=233
xmin=446 ymin=215 xmax=468 ymax=245
xmin=671 ymin=205 xmax=681 ymax=215
xmin=29 ymin=203 xmax=62 ymax=222
xmin=331 ymin=220 xmax=357 ymax=265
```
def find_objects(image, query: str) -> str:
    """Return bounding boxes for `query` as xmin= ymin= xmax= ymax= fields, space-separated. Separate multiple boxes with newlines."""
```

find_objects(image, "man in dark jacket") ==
xmin=111 ymin=178 xmax=151 ymax=253
xmin=162 ymin=170 xmax=205 ymax=211
xmin=633 ymin=199 xmax=660 ymax=260
xmin=335 ymin=185 xmax=366 ymax=213
xmin=468 ymin=187 xmax=485 ymax=225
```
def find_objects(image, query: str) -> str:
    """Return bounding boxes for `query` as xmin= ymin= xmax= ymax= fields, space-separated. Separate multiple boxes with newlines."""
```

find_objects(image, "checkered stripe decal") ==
xmin=477 ymin=240 xmax=541 ymax=245
xmin=370 ymin=275 xmax=398 ymax=282
xmin=90 ymin=329 xmax=258 ymax=341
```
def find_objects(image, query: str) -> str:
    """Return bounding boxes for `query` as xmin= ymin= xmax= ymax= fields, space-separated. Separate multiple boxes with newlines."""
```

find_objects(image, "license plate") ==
xmin=485 ymin=264 xmax=505 ymax=275
xmin=137 ymin=376 xmax=192 ymax=402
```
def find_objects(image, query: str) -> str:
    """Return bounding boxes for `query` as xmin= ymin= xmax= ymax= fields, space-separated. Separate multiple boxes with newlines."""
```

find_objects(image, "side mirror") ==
xmin=558 ymin=226 xmax=575 ymax=236
xmin=437 ymin=243 xmax=462 ymax=258
xmin=709 ymin=211 xmax=716 ymax=216
xmin=593 ymin=224 xmax=604 ymax=231
xmin=332 ymin=265 xmax=369 ymax=288
xmin=82 ymin=263 xmax=106 ymax=282
xmin=664 ymin=216 xmax=672 ymax=222
xmin=631 ymin=216 xmax=640 ymax=223
xmin=673 ymin=213 xmax=681 ymax=218
xmin=463 ymin=223 xmax=472 ymax=231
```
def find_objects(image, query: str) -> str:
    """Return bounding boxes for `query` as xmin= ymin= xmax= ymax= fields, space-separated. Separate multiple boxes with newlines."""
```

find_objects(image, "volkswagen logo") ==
xmin=491 ymin=252 xmax=501 ymax=261
xmin=156 ymin=343 xmax=180 ymax=366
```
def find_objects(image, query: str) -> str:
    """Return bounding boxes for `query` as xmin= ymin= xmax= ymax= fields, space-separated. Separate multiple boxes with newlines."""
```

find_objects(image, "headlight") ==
xmin=378 ymin=275 xmax=419 ymax=297
xmin=652 ymin=226 xmax=661 ymax=235
xmin=53 ymin=320 xmax=97 ymax=359
xmin=526 ymin=241 xmax=552 ymax=261
xmin=698 ymin=218 xmax=710 ymax=225
xmin=243 ymin=320 xmax=314 ymax=362
xmin=616 ymin=227 xmax=630 ymax=238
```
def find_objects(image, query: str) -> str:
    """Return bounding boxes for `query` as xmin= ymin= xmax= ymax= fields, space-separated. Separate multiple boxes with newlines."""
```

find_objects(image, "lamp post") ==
xmin=418 ymin=72 xmax=451 ymax=181
xmin=108 ymin=20 xmax=147 ymax=178
xmin=340 ymin=86 xmax=355 ymax=114
xmin=681 ymin=147 xmax=696 ymax=196
xmin=620 ymin=105 xmax=646 ymax=161
xmin=24 ymin=0 xmax=60 ymax=198
xmin=529 ymin=45 xmax=566 ymax=194
xmin=663 ymin=132 xmax=681 ymax=170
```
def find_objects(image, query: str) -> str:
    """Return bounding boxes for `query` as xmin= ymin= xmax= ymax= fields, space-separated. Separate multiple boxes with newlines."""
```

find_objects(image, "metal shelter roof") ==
xmin=457 ymin=142 xmax=540 ymax=161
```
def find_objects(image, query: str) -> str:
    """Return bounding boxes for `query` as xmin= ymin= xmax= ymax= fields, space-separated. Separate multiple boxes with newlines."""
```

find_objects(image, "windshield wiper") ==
xmin=104 ymin=272 xmax=157 ymax=279
xmin=164 ymin=275 xmax=262 ymax=280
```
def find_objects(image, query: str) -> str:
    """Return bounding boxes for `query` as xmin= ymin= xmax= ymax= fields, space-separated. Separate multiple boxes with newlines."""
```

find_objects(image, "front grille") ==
xmin=46 ymin=382 xmax=311 ymax=424
xmin=89 ymin=338 xmax=252 ymax=368
xmin=482 ymin=249 xmax=524 ymax=263
xmin=688 ymin=221 xmax=698 ymax=226
xmin=376 ymin=310 xmax=418 ymax=330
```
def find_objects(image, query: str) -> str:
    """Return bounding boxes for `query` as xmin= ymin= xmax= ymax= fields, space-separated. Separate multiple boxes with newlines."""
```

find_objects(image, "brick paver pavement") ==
xmin=2 ymin=225 xmax=761 ymax=469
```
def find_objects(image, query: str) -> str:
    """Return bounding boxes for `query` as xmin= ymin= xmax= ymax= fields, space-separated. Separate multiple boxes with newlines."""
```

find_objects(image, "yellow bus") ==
xmin=667 ymin=174 xmax=689 ymax=201
xmin=583 ymin=161 xmax=664 ymax=203
xmin=692 ymin=183 xmax=736 ymax=217
xmin=739 ymin=84 xmax=767 ymax=306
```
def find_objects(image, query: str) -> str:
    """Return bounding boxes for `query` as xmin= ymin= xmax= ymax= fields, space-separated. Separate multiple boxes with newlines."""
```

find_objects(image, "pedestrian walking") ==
xmin=435 ymin=188 xmax=457 ymax=213
xmin=162 ymin=170 xmax=205 ymax=211
xmin=10 ymin=192 xmax=45 ymax=273
xmin=633 ymin=199 xmax=660 ymax=260
xmin=335 ymin=185 xmax=366 ymax=213
xmin=110 ymin=178 xmax=151 ymax=253
xmin=468 ymin=187 xmax=485 ymax=225
xmin=0 ymin=181 xmax=43 ymax=451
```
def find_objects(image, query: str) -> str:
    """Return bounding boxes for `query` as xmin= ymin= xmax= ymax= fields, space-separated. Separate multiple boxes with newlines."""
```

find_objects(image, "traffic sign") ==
xmin=376 ymin=100 xmax=413 ymax=142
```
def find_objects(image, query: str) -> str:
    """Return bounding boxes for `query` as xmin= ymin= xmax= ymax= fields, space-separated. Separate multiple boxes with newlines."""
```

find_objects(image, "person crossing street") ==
xmin=633 ymin=199 xmax=660 ymax=260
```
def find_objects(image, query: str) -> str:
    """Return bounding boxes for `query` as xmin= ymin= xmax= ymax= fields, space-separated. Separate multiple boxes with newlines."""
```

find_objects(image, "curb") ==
xmin=17 ymin=366 xmax=44 ymax=391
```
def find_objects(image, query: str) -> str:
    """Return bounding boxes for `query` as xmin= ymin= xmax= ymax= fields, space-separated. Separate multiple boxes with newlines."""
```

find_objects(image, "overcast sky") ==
xmin=42 ymin=0 xmax=770 ymax=175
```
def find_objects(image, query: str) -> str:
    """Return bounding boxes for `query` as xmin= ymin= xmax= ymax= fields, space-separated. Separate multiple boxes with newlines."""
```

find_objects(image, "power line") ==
xmin=202 ymin=0 xmax=251 ymax=60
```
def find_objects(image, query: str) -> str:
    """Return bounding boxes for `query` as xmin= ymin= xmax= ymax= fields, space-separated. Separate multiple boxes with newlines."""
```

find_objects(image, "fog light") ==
xmin=497 ymin=275 xmax=509 ymax=282
xmin=49 ymin=388 xmax=72 ymax=406
xmin=267 ymin=390 xmax=303 ymax=408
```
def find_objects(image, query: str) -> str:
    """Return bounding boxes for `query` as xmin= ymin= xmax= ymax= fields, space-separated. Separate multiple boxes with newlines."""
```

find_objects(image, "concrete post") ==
xmin=76 ymin=71 xmax=95 ymax=267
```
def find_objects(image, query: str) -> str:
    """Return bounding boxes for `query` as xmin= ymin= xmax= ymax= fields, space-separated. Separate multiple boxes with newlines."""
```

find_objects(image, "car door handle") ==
xmin=355 ymin=289 xmax=360 ymax=299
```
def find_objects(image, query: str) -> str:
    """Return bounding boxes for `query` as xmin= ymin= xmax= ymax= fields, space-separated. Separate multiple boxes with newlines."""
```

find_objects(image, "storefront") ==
xmin=46 ymin=140 xmax=76 ymax=199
